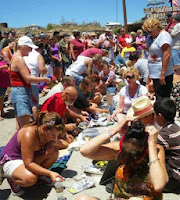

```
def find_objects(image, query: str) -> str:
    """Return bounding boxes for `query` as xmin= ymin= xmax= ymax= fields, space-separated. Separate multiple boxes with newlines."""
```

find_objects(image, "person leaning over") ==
xmin=0 ymin=112 xmax=66 ymax=196
xmin=41 ymin=86 xmax=88 ymax=124
xmin=76 ymin=119 xmax=168 ymax=200
xmin=46 ymin=75 xmax=75 ymax=100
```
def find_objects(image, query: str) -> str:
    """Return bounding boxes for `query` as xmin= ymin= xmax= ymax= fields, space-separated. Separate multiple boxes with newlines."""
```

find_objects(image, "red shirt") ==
xmin=70 ymin=39 xmax=84 ymax=60
xmin=10 ymin=67 xmax=31 ymax=88
xmin=0 ymin=60 xmax=11 ymax=88
xmin=41 ymin=93 xmax=67 ymax=117
xmin=118 ymin=34 xmax=129 ymax=48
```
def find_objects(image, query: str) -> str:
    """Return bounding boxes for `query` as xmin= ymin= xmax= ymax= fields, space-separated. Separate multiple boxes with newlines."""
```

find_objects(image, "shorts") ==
xmin=3 ymin=160 xmax=24 ymax=178
xmin=0 ymin=87 xmax=7 ymax=98
xmin=31 ymin=84 xmax=39 ymax=107
xmin=10 ymin=87 xmax=32 ymax=117
xmin=54 ymin=59 xmax=62 ymax=68
xmin=172 ymin=49 xmax=180 ymax=66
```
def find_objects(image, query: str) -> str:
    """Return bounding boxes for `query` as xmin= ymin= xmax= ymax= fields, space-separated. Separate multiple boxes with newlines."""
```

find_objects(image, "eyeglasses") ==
xmin=125 ymin=75 xmax=134 ymax=79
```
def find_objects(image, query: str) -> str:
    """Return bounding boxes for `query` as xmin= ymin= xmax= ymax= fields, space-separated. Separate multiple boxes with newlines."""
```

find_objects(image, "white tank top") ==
xmin=24 ymin=49 xmax=40 ymax=77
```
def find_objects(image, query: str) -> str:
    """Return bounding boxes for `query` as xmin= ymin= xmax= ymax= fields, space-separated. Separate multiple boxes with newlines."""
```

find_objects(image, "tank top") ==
xmin=10 ymin=70 xmax=31 ymax=87
xmin=0 ymin=131 xmax=22 ymax=165
xmin=113 ymin=165 xmax=162 ymax=200
xmin=10 ymin=55 xmax=31 ymax=88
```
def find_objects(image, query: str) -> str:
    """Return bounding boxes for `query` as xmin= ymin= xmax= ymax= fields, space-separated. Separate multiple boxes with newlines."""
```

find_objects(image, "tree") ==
xmin=46 ymin=23 xmax=53 ymax=30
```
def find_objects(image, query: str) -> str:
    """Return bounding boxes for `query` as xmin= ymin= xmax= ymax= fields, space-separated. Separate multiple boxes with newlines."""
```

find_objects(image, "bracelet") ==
xmin=106 ymin=127 xmax=114 ymax=138
xmin=148 ymin=158 xmax=160 ymax=167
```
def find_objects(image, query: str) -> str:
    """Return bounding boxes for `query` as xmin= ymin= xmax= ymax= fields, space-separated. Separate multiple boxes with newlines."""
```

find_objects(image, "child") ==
xmin=99 ymin=62 xmax=116 ymax=87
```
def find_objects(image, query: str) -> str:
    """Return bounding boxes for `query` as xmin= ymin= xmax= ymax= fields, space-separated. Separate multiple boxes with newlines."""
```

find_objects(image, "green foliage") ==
xmin=46 ymin=23 xmax=54 ymax=30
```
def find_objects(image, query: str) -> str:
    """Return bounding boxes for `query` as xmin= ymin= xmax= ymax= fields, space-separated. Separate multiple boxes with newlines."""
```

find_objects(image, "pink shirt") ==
xmin=80 ymin=48 xmax=103 ymax=57
xmin=136 ymin=36 xmax=145 ymax=50
xmin=0 ymin=60 xmax=11 ymax=88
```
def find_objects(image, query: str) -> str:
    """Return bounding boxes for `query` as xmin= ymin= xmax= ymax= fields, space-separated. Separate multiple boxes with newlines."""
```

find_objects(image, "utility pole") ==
xmin=122 ymin=0 xmax=128 ymax=33
xmin=116 ymin=0 xmax=118 ymax=22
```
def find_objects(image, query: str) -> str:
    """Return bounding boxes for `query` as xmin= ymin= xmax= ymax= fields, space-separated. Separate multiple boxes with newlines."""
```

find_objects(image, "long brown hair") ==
xmin=117 ymin=121 xmax=148 ymax=178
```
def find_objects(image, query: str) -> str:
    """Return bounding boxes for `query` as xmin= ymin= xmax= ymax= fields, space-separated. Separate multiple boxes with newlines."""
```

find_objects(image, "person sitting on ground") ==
xmin=154 ymin=98 xmax=180 ymax=193
xmin=76 ymin=119 xmax=168 ymax=200
xmin=109 ymin=67 xmax=148 ymax=123
xmin=127 ymin=96 xmax=180 ymax=193
xmin=41 ymin=86 xmax=88 ymax=125
xmin=0 ymin=112 xmax=66 ymax=196
xmin=99 ymin=61 xmax=116 ymax=88
xmin=88 ymin=74 xmax=103 ymax=106
xmin=126 ymin=96 xmax=160 ymax=130
xmin=71 ymin=76 xmax=109 ymax=114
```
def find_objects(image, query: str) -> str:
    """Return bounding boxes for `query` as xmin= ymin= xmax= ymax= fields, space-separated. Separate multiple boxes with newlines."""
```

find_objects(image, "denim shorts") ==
xmin=31 ymin=84 xmax=39 ymax=107
xmin=172 ymin=49 xmax=180 ymax=66
xmin=0 ymin=87 xmax=7 ymax=98
xmin=10 ymin=87 xmax=32 ymax=117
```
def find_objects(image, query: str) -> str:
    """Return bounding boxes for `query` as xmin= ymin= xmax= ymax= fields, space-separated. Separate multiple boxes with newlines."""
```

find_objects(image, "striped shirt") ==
xmin=158 ymin=122 xmax=180 ymax=181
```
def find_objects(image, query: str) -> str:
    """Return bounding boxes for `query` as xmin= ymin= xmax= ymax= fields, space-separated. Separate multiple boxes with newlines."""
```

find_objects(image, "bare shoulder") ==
xmin=18 ymin=126 xmax=37 ymax=144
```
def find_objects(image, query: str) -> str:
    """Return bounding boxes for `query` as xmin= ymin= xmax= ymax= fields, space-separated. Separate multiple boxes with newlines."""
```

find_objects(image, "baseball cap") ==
xmin=174 ymin=14 xmax=180 ymax=22
xmin=40 ymin=33 xmax=49 ymax=39
xmin=166 ymin=12 xmax=173 ymax=18
xmin=18 ymin=36 xmax=38 ymax=49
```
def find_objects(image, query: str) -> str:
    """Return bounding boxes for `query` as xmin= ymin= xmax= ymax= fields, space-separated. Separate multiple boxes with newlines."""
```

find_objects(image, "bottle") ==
xmin=54 ymin=177 xmax=64 ymax=193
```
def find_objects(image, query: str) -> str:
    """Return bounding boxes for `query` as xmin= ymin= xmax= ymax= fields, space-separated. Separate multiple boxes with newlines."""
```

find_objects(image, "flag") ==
xmin=172 ymin=0 xmax=179 ymax=7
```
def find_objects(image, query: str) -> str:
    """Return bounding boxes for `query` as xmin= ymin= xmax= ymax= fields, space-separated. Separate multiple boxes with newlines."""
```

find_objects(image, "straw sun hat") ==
xmin=127 ymin=96 xmax=154 ymax=119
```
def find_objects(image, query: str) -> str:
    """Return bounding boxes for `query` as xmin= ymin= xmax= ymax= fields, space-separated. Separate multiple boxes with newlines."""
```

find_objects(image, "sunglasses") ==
xmin=125 ymin=75 xmax=134 ymax=79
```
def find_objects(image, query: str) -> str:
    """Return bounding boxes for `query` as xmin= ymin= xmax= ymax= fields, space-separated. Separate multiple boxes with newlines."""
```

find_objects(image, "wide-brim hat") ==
xmin=127 ymin=96 xmax=154 ymax=119
xmin=90 ymin=32 xmax=97 ymax=36
xmin=105 ymin=28 xmax=111 ymax=32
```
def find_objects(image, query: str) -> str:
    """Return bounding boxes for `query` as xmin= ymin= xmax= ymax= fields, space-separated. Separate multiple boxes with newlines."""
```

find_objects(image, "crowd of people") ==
xmin=0 ymin=14 xmax=179 ymax=199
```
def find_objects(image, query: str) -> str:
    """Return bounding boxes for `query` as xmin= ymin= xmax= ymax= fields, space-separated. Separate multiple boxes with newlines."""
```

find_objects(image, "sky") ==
xmin=0 ymin=0 xmax=171 ymax=28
